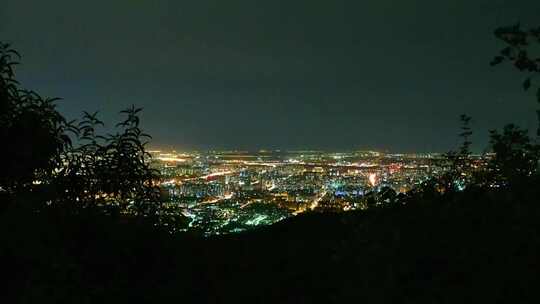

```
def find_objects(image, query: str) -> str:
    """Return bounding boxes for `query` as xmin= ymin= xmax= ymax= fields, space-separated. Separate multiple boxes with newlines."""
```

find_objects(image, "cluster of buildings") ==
xmin=149 ymin=150 xmax=484 ymax=235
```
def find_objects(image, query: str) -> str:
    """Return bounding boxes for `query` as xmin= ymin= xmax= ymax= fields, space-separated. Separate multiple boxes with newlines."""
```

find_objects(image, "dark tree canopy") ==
xmin=487 ymin=124 xmax=539 ymax=186
xmin=0 ymin=42 xmax=74 ymax=193
xmin=487 ymin=24 xmax=540 ymax=187
xmin=0 ymin=42 xmax=159 ymax=216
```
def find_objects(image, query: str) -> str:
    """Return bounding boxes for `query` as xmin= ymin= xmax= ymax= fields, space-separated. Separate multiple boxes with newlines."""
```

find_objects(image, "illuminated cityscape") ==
xmin=2 ymin=0 xmax=539 ymax=301
xmin=150 ymin=149 xmax=488 ymax=235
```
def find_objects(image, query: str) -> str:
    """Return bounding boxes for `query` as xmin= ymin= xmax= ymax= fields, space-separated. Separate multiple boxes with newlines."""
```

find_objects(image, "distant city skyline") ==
xmin=146 ymin=147 xmax=478 ymax=155
xmin=148 ymin=148 xmax=458 ymax=234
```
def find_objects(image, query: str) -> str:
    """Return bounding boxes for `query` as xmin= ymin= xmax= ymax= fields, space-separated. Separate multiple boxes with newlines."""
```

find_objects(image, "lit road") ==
xmin=310 ymin=189 xmax=327 ymax=210
xmin=199 ymin=192 xmax=234 ymax=205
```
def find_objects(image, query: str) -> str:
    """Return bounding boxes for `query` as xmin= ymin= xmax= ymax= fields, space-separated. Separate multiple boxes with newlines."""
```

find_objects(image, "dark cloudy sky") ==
xmin=1 ymin=0 xmax=539 ymax=152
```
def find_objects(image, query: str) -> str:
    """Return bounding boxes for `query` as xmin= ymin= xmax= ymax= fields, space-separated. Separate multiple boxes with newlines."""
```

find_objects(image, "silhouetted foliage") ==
xmin=492 ymin=23 xmax=540 ymax=135
xmin=441 ymin=114 xmax=474 ymax=192
xmin=0 ymin=42 xmax=159 ymax=216
xmin=0 ymin=42 xmax=75 ymax=195
xmin=489 ymin=24 xmax=540 ymax=187
xmin=51 ymin=108 xmax=160 ymax=215
xmin=486 ymin=124 xmax=539 ymax=187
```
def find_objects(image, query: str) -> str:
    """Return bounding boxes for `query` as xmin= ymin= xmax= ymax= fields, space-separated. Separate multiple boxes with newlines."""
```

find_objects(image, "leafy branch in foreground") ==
xmin=52 ymin=107 xmax=160 ymax=215
xmin=0 ymin=42 xmax=76 ymax=194
xmin=0 ymin=42 xmax=160 ymax=216
xmin=491 ymin=23 xmax=540 ymax=135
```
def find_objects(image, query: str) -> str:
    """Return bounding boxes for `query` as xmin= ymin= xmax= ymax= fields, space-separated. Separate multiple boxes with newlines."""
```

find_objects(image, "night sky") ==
xmin=1 ymin=0 xmax=539 ymax=152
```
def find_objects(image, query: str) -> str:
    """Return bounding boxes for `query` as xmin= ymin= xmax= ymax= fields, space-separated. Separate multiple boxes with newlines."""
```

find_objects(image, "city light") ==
xmin=368 ymin=173 xmax=378 ymax=187
xmin=151 ymin=149 xmax=482 ymax=235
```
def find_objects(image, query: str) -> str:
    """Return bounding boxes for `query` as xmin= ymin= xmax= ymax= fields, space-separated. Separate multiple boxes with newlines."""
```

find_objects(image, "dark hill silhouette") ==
xmin=2 ymin=179 xmax=540 ymax=303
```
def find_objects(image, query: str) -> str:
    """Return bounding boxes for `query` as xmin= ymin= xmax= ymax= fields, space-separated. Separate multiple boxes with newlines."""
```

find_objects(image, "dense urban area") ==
xmin=151 ymin=150 xmax=489 ymax=235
